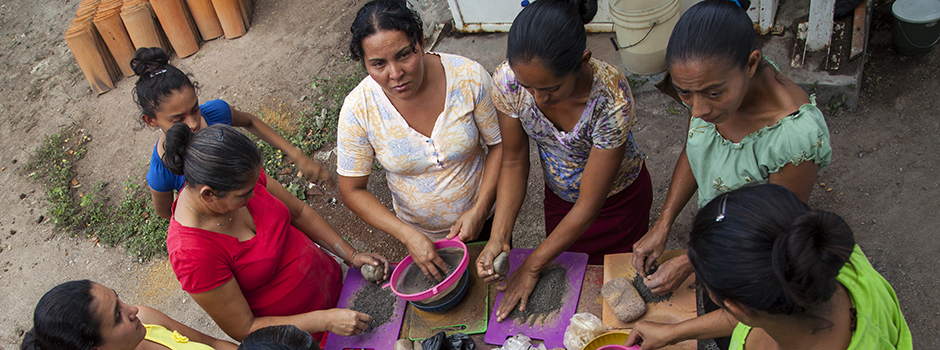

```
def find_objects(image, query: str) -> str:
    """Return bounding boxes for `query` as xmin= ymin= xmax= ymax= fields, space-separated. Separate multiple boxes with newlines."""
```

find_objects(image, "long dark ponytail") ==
xmin=21 ymin=280 xmax=100 ymax=350
xmin=665 ymin=0 xmax=756 ymax=70
xmin=507 ymin=0 xmax=597 ymax=77
xmin=162 ymin=123 xmax=262 ymax=195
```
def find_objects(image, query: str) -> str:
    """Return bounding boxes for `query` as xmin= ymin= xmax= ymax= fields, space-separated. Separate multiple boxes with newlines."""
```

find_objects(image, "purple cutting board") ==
xmin=484 ymin=249 xmax=588 ymax=349
xmin=324 ymin=265 xmax=406 ymax=350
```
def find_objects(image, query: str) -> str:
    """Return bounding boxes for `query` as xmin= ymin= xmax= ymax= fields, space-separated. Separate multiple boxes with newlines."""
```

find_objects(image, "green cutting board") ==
xmin=406 ymin=241 xmax=491 ymax=340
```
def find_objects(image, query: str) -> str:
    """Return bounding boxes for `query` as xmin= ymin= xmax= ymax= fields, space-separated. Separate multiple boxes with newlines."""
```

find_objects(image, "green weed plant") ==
xmin=24 ymin=63 xmax=364 ymax=261
xmin=256 ymin=65 xmax=365 ymax=199
xmin=23 ymin=125 xmax=168 ymax=261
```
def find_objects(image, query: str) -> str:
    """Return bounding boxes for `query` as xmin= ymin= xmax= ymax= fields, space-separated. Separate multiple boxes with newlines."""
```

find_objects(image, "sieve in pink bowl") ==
xmin=384 ymin=236 xmax=469 ymax=302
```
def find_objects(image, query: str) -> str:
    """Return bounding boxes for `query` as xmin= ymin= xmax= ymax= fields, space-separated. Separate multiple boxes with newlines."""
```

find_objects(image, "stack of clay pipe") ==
xmin=67 ymin=0 xmax=254 ymax=94
xmin=66 ymin=0 xmax=124 ymax=94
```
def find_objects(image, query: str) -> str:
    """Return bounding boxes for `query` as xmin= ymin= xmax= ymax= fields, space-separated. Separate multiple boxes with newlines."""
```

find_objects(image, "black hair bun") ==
xmin=20 ymin=329 xmax=43 ymax=350
xmin=576 ymin=0 xmax=598 ymax=24
xmin=130 ymin=47 xmax=171 ymax=77
xmin=161 ymin=123 xmax=194 ymax=176
xmin=772 ymin=210 xmax=855 ymax=308
xmin=559 ymin=0 xmax=597 ymax=24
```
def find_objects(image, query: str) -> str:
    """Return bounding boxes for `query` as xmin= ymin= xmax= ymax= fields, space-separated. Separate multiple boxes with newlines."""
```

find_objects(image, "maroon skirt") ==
xmin=544 ymin=163 xmax=652 ymax=265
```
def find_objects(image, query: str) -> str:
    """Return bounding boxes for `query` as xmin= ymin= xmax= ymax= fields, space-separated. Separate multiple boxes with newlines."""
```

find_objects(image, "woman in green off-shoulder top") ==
xmin=631 ymin=0 xmax=833 ymax=297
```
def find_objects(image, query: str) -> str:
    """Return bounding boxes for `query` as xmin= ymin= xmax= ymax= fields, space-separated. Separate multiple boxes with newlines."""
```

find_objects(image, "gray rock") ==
xmin=493 ymin=251 xmax=510 ymax=276
xmin=394 ymin=338 xmax=413 ymax=350
xmin=602 ymin=277 xmax=647 ymax=323
xmin=361 ymin=263 xmax=384 ymax=283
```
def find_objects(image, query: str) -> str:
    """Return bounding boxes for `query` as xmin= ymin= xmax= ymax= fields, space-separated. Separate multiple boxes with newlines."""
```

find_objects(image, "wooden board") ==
xmin=405 ymin=242 xmax=490 ymax=340
xmin=850 ymin=1 xmax=868 ymax=60
xmin=603 ymin=250 xmax=697 ymax=350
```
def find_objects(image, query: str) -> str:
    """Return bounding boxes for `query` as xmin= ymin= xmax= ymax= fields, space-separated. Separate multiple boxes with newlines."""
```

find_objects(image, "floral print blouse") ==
xmin=336 ymin=53 xmax=501 ymax=239
xmin=491 ymin=58 xmax=644 ymax=202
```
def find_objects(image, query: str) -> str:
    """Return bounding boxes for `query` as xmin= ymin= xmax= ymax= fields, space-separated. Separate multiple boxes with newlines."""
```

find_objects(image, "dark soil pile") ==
xmin=632 ymin=273 xmax=673 ymax=304
xmin=350 ymin=283 xmax=398 ymax=332
xmin=396 ymin=247 xmax=464 ymax=294
xmin=507 ymin=264 xmax=569 ymax=325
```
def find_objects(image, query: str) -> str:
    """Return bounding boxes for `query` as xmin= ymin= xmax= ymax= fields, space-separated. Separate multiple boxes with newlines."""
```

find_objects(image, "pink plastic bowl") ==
xmin=384 ymin=237 xmax=469 ymax=301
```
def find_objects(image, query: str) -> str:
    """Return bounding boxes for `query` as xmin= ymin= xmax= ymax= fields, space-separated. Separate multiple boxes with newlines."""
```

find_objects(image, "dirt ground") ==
xmin=0 ymin=0 xmax=937 ymax=348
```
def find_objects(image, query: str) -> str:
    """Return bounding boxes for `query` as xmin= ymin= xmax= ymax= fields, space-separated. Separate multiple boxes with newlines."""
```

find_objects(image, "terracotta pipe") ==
xmin=210 ymin=0 xmax=246 ymax=38
xmin=177 ymin=0 xmax=204 ymax=47
xmin=65 ymin=21 xmax=118 ymax=94
xmin=150 ymin=0 xmax=199 ymax=57
xmin=121 ymin=2 xmax=170 ymax=52
xmin=238 ymin=0 xmax=252 ymax=28
xmin=186 ymin=0 xmax=223 ymax=40
xmin=94 ymin=7 xmax=136 ymax=76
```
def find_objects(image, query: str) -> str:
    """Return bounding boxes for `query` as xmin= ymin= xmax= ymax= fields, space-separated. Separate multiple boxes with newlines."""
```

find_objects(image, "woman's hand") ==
xmin=632 ymin=223 xmax=669 ymax=278
xmin=625 ymin=320 xmax=681 ymax=350
xmin=233 ymin=108 xmax=333 ymax=189
xmin=644 ymin=254 xmax=693 ymax=295
xmin=446 ymin=207 xmax=486 ymax=242
xmin=476 ymin=239 xmax=510 ymax=284
xmin=352 ymin=252 xmax=390 ymax=282
xmin=495 ymin=259 xmax=541 ymax=322
xmin=406 ymin=235 xmax=449 ymax=281
xmin=295 ymin=156 xmax=332 ymax=188
xmin=324 ymin=308 xmax=372 ymax=336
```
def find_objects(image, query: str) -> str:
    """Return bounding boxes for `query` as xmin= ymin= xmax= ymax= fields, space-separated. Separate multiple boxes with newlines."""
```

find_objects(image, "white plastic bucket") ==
xmin=609 ymin=0 xmax=681 ymax=74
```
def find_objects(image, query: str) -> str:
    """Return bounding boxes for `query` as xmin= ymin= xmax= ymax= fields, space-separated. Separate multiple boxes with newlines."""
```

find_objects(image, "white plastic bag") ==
xmin=563 ymin=312 xmax=607 ymax=350
xmin=494 ymin=334 xmax=547 ymax=350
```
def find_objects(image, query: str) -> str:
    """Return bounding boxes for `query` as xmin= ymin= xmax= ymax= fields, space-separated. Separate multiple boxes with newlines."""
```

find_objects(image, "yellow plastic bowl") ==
xmin=582 ymin=331 xmax=631 ymax=350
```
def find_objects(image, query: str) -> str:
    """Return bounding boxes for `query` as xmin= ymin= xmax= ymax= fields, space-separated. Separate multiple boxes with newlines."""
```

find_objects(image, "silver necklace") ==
xmin=182 ymin=194 xmax=233 ymax=226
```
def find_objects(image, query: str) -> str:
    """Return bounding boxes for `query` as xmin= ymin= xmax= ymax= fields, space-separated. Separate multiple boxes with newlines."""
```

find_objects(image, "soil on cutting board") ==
xmin=350 ymin=283 xmax=398 ymax=332
xmin=397 ymin=247 xmax=465 ymax=295
xmin=632 ymin=273 xmax=673 ymax=304
xmin=507 ymin=264 xmax=569 ymax=326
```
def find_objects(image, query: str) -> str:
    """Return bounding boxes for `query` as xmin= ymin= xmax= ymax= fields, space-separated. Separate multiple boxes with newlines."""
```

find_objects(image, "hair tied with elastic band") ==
xmin=715 ymin=194 xmax=729 ymax=222
xmin=729 ymin=0 xmax=747 ymax=8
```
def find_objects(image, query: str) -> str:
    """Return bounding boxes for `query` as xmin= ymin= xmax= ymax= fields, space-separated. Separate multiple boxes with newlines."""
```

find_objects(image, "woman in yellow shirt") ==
xmin=22 ymin=280 xmax=236 ymax=350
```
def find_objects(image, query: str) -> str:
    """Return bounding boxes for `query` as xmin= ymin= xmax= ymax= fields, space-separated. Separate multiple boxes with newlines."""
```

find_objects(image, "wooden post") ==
xmin=758 ymin=0 xmax=778 ymax=34
xmin=850 ymin=1 xmax=868 ymax=60
xmin=807 ymin=0 xmax=835 ymax=51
